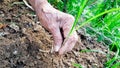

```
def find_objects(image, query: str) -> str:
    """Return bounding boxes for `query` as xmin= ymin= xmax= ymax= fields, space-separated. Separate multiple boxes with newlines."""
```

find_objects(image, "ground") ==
xmin=0 ymin=0 xmax=113 ymax=68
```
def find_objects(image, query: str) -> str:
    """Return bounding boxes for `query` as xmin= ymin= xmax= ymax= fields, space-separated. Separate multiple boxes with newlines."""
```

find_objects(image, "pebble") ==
xmin=36 ymin=55 xmax=41 ymax=59
xmin=0 ymin=32 xmax=9 ymax=37
xmin=34 ymin=24 xmax=42 ymax=31
xmin=13 ymin=50 xmax=18 ymax=55
xmin=34 ymin=61 xmax=37 ymax=64
xmin=0 ymin=10 xmax=4 ymax=17
xmin=9 ymin=23 xmax=19 ymax=31
xmin=29 ymin=62 xmax=34 ymax=67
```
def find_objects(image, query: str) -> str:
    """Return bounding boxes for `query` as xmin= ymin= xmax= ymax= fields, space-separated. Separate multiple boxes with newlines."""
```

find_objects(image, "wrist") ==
xmin=29 ymin=0 xmax=48 ymax=9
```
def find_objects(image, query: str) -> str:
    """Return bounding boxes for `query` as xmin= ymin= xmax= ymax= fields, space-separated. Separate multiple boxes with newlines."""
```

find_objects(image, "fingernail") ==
xmin=54 ymin=45 xmax=60 ymax=52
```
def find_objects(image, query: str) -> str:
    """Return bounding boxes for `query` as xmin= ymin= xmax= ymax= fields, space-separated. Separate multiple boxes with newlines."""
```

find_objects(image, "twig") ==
xmin=23 ymin=0 xmax=34 ymax=10
xmin=39 ymin=49 xmax=50 ymax=53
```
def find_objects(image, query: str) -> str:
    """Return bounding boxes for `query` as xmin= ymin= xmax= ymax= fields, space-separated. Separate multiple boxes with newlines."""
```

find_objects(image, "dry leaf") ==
xmin=0 ymin=23 xmax=7 ymax=29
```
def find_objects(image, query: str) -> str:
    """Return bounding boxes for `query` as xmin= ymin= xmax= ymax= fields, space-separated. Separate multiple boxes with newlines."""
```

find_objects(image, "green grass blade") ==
xmin=105 ymin=50 xmax=120 ymax=68
xmin=73 ymin=63 xmax=83 ymax=68
xmin=76 ymin=8 xmax=120 ymax=30
xmin=111 ymin=62 xmax=120 ymax=68
xmin=69 ymin=0 xmax=88 ymax=35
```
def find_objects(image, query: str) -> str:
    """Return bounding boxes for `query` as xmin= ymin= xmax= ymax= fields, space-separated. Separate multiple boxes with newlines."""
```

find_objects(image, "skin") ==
xmin=28 ymin=0 xmax=78 ymax=55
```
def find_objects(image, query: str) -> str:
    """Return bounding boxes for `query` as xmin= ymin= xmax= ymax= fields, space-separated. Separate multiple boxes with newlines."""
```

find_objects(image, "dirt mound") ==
xmin=0 ymin=0 xmax=111 ymax=68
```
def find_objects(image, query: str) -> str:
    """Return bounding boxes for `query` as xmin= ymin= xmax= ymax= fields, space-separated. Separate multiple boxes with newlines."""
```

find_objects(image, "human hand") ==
xmin=30 ymin=0 xmax=78 ymax=54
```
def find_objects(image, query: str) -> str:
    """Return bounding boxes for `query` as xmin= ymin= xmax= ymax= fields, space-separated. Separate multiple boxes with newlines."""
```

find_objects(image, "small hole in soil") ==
xmin=80 ymin=34 xmax=86 ymax=40
xmin=5 ymin=19 xmax=11 ymax=22
xmin=32 ymin=30 xmax=39 ymax=33
xmin=15 ymin=61 xmax=25 ymax=68
xmin=8 ymin=9 xmax=13 ymax=13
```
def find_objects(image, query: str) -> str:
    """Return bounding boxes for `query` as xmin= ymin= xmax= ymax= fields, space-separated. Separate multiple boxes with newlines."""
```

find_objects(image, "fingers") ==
xmin=59 ymin=15 xmax=78 ymax=54
xmin=59 ymin=32 xmax=78 ymax=54
xmin=49 ymin=24 xmax=63 ymax=52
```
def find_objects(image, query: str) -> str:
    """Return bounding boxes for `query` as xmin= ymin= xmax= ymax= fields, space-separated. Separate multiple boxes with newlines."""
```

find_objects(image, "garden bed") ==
xmin=0 ymin=0 xmax=113 ymax=68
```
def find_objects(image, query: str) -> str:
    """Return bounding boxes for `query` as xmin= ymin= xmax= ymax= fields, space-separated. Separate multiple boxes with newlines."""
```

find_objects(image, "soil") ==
xmin=0 ymin=0 xmax=113 ymax=68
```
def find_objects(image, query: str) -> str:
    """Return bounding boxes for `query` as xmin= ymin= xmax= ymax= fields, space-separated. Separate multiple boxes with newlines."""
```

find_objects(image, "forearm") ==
xmin=28 ymin=0 xmax=48 ymax=9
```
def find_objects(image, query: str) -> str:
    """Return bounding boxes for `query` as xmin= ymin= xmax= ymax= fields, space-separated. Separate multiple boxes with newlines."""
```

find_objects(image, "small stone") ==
xmin=9 ymin=23 xmax=19 ymax=31
xmin=29 ymin=62 xmax=34 ymax=67
xmin=36 ymin=55 xmax=41 ymax=59
xmin=0 ymin=11 xmax=4 ymax=17
xmin=13 ymin=50 xmax=18 ymax=55
xmin=0 ymin=32 xmax=9 ymax=37
xmin=34 ymin=24 xmax=42 ymax=31
xmin=34 ymin=61 xmax=37 ymax=64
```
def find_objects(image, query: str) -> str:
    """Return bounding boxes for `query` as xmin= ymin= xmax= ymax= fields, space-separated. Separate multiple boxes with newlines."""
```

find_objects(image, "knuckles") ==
xmin=66 ymin=14 xmax=75 ymax=24
xmin=69 ymin=15 xmax=75 ymax=22
xmin=71 ymin=32 xmax=78 ymax=42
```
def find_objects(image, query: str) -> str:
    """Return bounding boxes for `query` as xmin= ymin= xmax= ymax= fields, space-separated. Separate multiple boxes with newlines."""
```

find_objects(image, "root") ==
xmin=39 ymin=49 xmax=50 ymax=53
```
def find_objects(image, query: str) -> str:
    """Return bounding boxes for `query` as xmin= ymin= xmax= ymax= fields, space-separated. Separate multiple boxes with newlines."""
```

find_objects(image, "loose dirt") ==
xmin=0 ymin=0 xmax=113 ymax=68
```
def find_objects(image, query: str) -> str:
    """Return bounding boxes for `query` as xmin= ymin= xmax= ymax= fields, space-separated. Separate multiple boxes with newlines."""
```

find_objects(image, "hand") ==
xmin=29 ymin=0 xmax=78 ymax=54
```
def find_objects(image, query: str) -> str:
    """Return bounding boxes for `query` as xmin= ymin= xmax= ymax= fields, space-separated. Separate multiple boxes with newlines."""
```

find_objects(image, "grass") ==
xmin=73 ymin=63 xmax=83 ymax=68
xmin=49 ymin=0 xmax=120 ymax=68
